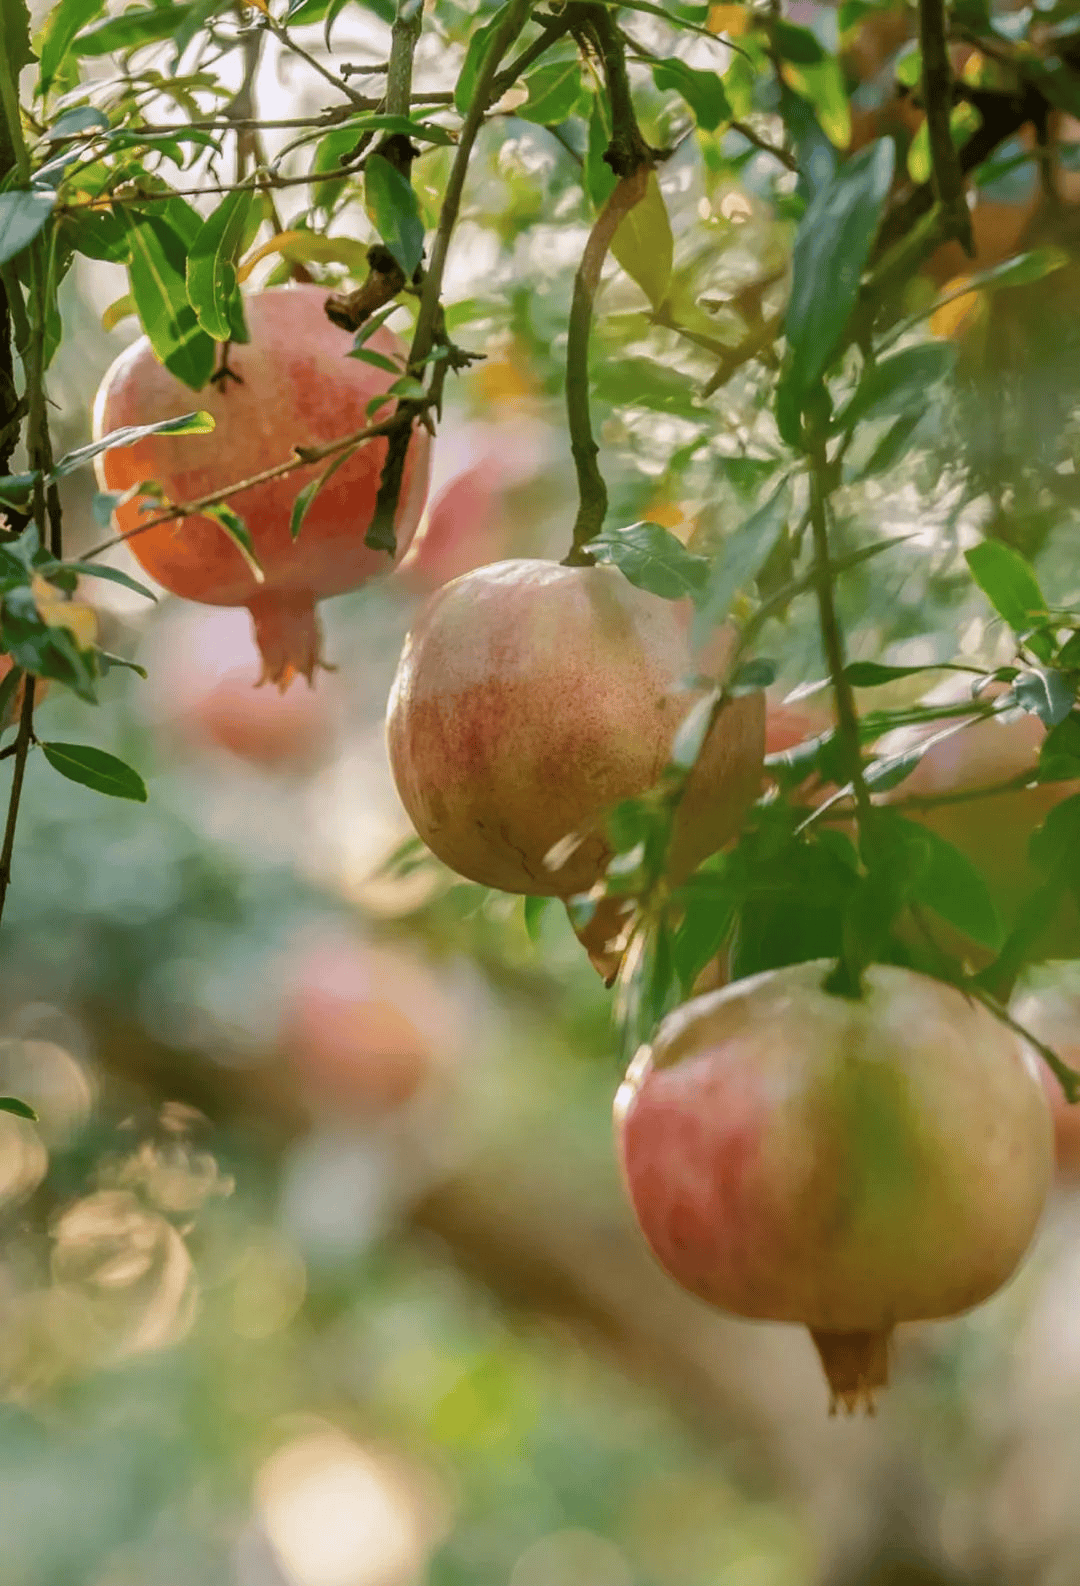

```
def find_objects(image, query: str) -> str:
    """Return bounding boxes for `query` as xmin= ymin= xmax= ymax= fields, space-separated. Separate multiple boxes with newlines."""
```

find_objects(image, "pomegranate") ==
xmin=278 ymin=935 xmax=453 ymax=1115
xmin=385 ymin=559 xmax=766 ymax=897
xmin=1010 ymin=987 xmax=1080 ymax=1177
xmin=396 ymin=416 xmax=549 ymax=594
xmin=616 ymin=960 xmax=1052 ymax=1410
xmin=92 ymin=285 xmax=431 ymax=688
xmin=139 ymin=606 xmax=338 ymax=772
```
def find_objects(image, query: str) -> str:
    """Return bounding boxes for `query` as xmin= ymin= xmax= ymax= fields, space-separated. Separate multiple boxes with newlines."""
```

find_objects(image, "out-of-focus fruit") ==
xmin=616 ymin=959 xmax=1052 ymax=1410
xmin=278 ymin=934 xmax=454 ymax=1115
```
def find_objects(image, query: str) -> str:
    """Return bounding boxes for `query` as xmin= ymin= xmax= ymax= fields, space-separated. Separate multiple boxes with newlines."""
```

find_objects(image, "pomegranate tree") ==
xmin=385 ymin=559 xmax=765 ymax=897
xmin=616 ymin=960 xmax=1052 ymax=1411
xmin=92 ymin=285 xmax=431 ymax=688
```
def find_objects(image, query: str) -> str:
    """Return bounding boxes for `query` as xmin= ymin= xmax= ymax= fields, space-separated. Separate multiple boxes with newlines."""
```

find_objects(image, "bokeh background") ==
xmin=5 ymin=1 xmax=1080 ymax=1583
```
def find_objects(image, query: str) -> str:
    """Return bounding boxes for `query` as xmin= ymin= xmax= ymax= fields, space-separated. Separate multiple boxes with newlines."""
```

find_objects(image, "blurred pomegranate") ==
xmin=395 ymin=417 xmax=550 ymax=594
xmin=1010 ymin=987 xmax=1080 ymax=1176
xmin=617 ymin=960 xmax=1052 ymax=1411
xmin=278 ymin=934 xmax=456 ymax=1116
xmin=139 ymin=605 xmax=339 ymax=772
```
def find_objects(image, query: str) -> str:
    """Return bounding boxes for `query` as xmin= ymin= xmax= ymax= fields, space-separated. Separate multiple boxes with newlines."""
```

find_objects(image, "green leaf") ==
xmin=672 ymin=873 xmax=735 ymax=993
xmin=783 ymin=137 xmax=895 ymax=402
xmin=523 ymin=894 xmax=549 ymax=943
xmin=1 ymin=0 xmax=33 ymax=72
xmin=1012 ymin=668 xmax=1075 ymax=728
xmin=53 ymin=561 xmax=157 ymax=601
xmin=610 ymin=171 xmax=674 ymax=309
xmin=965 ymin=540 xmax=1047 ymax=633
xmin=895 ymin=48 xmax=921 ymax=88
xmin=692 ymin=478 xmax=790 ymax=639
xmin=201 ymin=503 xmax=263 ymax=582
xmin=590 ymin=521 xmax=709 ymax=601
xmin=782 ymin=53 xmax=851 ymax=149
xmin=41 ymin=741 xmax=148 ymax=801
xmin=454 ymin=9 xmax=502 ymax=113
xmin=849 ymin=410 xmax=923 ymax=480
xmin=74 ymin=3 xmax=200 ymax=55
xmin=124 ymin=213 xmax=215 ymax=390
xmin=837 ymin=342 xmax=956 ymax=430
xmin=364 ymin=153 xmax=424 ymax=278
xmin=585 ymin=91 xmax=617 ymax=210
xmin=651 ymin=60 xmax=731 ymax=131
xmin=289 ymin=451 xmax=351 ymax=540
xmin=0 ymin=471 xmax=40 ymax=509
xmin=877 ymin=812 xmax=1003 ymax=950
xmin=0 ymin=1096 xmax=37 ymax=1121
xmin=845 ymin=660 xmax=942 ymax=687
xmin=52 ymin=411 xmax=214 ymax=477
xmin=186 ymin=187 xmax=255 ymax=341
xmin=0 ymin=189 xmax=55 ymax=267
xmin=38 ymin=0 xmax=105 ymax=95
xmin=517 ymin=59 xmax=585 ymax=124
xmin=770 ymin=18 xmax=826 ymax=63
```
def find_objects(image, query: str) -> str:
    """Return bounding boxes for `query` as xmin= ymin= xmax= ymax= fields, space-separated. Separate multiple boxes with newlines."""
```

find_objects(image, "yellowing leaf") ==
xmin=611 ymin=171 xmax=674 ymax=310
xmin=642 ymin=498 xmax=687 ymax=533
xmin=101 ymin=293 xmax=135 ymax=331
xmin=709 ymin=4 xmax=748 ymax=35
xmin=930 ymin=276 xmax=985 ymax=339
xmin=31 ymin=575 xmax=98 ymax=650
xmin=241 ymin=0 xmax=269 ymax=12
xmin=237 ymin=228 xmax=369 ymax=284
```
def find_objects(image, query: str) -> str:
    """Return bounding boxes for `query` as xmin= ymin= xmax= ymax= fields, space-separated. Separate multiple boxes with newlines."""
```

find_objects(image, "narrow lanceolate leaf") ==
xmin=41 ymin=741 xmax=148 ymax=802
xmin=51 ymin=412 xmax=214 ymax=477
xmin=0 ymin=1096 xmax=37 ymax=1121
xmin=52 ymin=562 xmax=158 ymax=601
xmin=836 ymin=342 xmax=956 ymax=431
xmin=200 ymin=503 xmax=263 ymax=582
xmin=0 ymin=190 xmax=55 ymax=267
xmin=187 ymin=186 xmax=256 ymax=341
xmin=517 ymin=59 xmax=585 ymax=124
xmin=611 ymin=171 xmax=674 ymax=310
xmin=1 ymin=0 xmax=33 ymax=72
xmin=692 ymin=477 xmax=791 ymax=642
xmin=590 ymin=521 xmax=709 ymax=601
xmin=364 ymin=154 xmax=424 ymax=278
xmin=38 ymin=0 xmax=106 ymax=95
xmin=782 ymin=137 xmax=895 ymax=400
xmin=652 ymin=59 xmax=731 ymax=131
xmin=124 ymin=213 xmax=215 ymax=391
xmin=965 ymin=540 xmax=1047 ymax=633
xmin=290 ymin=451 xmax=352 ymax=540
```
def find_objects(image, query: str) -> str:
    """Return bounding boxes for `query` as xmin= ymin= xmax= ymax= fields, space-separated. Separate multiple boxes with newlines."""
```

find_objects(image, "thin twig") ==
xmin=260 ymin=14 xmax=372 ymax=109
xmin=918 ymin=0 xmax=974 ymax=253
xmin=0 ymin=677 xmax=36 ymax=928
xmin=80 ymin=411 xmax=420 ymax=562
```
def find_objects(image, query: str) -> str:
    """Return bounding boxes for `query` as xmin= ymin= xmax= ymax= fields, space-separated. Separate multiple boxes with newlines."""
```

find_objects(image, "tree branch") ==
xmin=918 ymin=0 xmax=974 ymax=253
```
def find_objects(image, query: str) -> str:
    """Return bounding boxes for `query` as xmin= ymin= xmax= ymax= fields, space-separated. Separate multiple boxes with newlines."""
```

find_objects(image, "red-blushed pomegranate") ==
xmin=1010 ymin=987 xmax=1080 ymax=1178
xmin=385 ymin=559 xmax=766 ymax=897
xmin=92 ymin=285 xmax=431 ymax=688
xmin=616 ymin=960 xmax=1053 ymax=1411
xmin=278 ymin=934 xmax=454 ymax=1116
xmin=139 ymin=605 xmax=339 ymax=772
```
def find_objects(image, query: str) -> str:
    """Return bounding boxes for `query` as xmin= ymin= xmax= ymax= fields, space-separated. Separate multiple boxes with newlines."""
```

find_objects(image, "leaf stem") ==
xmin=564 ymin=166 xmax=648 ymax=562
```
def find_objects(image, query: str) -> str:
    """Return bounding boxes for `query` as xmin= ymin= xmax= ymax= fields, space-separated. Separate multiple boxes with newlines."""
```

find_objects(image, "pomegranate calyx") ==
xmin=810 ymin=1327 xmax=891 ymax=1417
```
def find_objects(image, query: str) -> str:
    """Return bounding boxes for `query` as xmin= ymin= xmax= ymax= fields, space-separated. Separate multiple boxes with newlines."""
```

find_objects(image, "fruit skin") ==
xmin=616 ymin=960 xmax=1052 ymax=1408
xmin=1010 ymin=988 xmax=1080 ymax=1177
xmin=92 ymin=285 xmax=431 ymax=688
xmin=386 ymin=559 xmax=766 ymax=897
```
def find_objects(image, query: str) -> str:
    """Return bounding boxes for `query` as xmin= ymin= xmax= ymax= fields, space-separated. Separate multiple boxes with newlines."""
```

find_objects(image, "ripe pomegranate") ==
xmin=1010 ymin=987 xmax=1080 ymax=1177
xmin=386 ymin=559 xmax=766 ymax=896
xmin=616 ymin=960 xmax=1052 ymax=1410
xmin=278 ymin=935 xmax=453 ymax=1115
xmin=139 ymin=606 xmax=338 ymax=772
xmin=92 ymin=285 xmax=431 ymax=688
